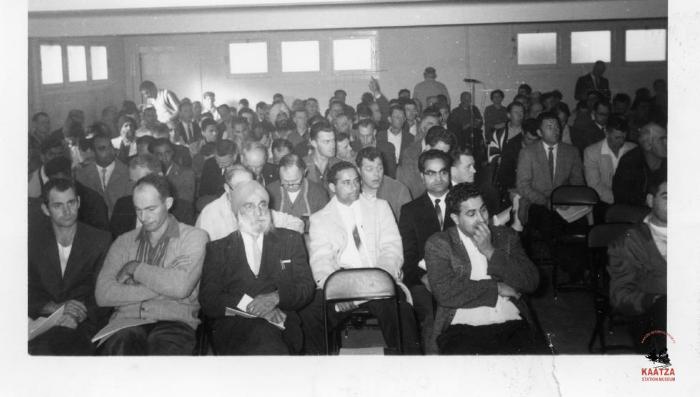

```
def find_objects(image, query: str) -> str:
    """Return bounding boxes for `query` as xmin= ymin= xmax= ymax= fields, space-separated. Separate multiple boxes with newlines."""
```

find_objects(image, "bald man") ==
xmin=199 ymin=181 xmax=315 ymax=354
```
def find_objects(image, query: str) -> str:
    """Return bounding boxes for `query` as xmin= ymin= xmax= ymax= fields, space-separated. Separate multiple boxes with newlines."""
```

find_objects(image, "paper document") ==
xmin=555 ymin=205 xmax=592 ymax=223
xmin=92 ymin=318 xmax=157 ymax=346
xmin=225 ymin=307 xmax=285 ymax=330
xmin=28 ymin=305 xmax=65 ymax=341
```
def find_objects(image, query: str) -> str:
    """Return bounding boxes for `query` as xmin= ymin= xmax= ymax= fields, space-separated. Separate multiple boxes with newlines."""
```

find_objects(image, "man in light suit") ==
xmin=299 ymin=161 xmax=421 ymax=354
xmin=516 ymin=111 xmax=586 ymax=280
xmin=75 ymin=132 xmax=131 ymax=218
xmin=574 ymin=60 xmax=610 ymax=102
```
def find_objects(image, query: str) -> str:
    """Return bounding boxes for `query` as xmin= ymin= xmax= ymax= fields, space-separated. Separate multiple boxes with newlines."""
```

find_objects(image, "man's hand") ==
xmin=369 ymin=77 xmax=382 ymax=96
xmin=247 ymin=291 xmax=280 ymax=317
xmin=336 ymin=302 xmax=358 ymax=312
xmin=262 ymin=308 xmax=286 ymax=325
xmin=497 ymin=282 xmax=521 ymax=300
xmin=63 ymin=300 xmax=87 ymax=323
xmin=472 ymin=223 xmax=495 ymax=259
xmin=56 ymin=314 xmax=78 ymax=330
xmin=116 ymin=261 xmax=140 ymax=284
xmin=420 ymin=274 xmax=432 ymax=293
xmin=39 ymin=301 xmax=61 ymax=316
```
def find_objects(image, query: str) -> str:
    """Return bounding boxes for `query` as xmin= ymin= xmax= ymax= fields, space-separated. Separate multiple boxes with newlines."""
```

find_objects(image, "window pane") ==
xmin=517 ymin=33 xmax=557 ymax=65
xmin=571 ymin=31 xmax=611 ymax=63
xmin=40 ymin=44 xmax=63 ymax=84
xmin=626 ymin=29 xmax=666 ymax=62
xmin=229 ymin=42 xmax=268 ymax=74
xmin=67 ymin=45 xmax=87 ymax=82
xmin=333 ymin=38 xmax=373 ymax=71
xmin=281 ymin=41 xmax=320 ymax=72
xmin=90 ymin=46 xmax=108 ymax=80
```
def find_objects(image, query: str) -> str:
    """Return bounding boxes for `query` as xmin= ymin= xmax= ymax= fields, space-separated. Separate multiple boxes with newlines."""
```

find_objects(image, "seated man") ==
xmin=199 ymin=181 xmax=316 ymax=354
xmin=570 ymin=100 xmax=610 ymax=156
xmin=150 ymin=138 xmax=196 ymax=204
xmin=357 ymin=146 xmax=412 ymax=221
xmin=351 ymin=119 xmax=397 ymax=178
xmin=267 ymin=154 xmax=329 ymax=232
xmin=198 ymin=139 xmax=238 ymax=198
xmin=608 ymin=178 xmax=667 ymax=352
xmin=240 ymin=141 xmax=279 ymax=186
xmin=29 ymin=179 xmax=112 ymax=355
xmin=396 ymin=125 xmax=456 ymax=198
xmin=300 ymin=161 xmax=421 ymax=354
xmin=425 ymin=183 xmax=540 ymax=354
xmin=196 ymin=165 xmax=304 ymax=241
xmin=95 ymin=174 xmax=208 ymax=355
xmin=303 ymin=120 xmax=340 ymax=192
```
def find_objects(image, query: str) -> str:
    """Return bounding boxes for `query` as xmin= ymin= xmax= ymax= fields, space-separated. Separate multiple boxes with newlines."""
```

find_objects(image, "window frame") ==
xmin=226 ymin=40 xmax=270 ymax=78
xmin=515 ymin=31 xmax=560 ymax=68
xmin=331 ymin=35 xmax=378 ymax=74
xmin=280 ymin=39 xmax=321 ymax=74
xmin=623 ymin=28 xmax=667 ymax=64
xmin=37 ymin=40 xmax=113 ymax=90
xmin=569 ymin=29 xmax=612 ymax=64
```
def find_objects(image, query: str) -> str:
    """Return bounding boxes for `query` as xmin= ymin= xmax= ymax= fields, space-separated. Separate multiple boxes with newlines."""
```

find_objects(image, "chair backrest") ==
xmin=550 ymin=185 xmax=599 ymax=206
xmin=324 ymin=268 xmax=396 ymax=302
xmin=587 ymin=223 xmax=633 ymax=248
xmin=604 ymin=204 xmax=650 ymax=224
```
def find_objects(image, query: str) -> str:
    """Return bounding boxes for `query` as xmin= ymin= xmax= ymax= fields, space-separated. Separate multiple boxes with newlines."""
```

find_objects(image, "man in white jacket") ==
xmin=299 ymin=161 xmax=421 ymax=354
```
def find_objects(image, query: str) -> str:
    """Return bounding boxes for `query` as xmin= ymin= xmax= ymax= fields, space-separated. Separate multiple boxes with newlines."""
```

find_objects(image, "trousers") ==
xmin=98 ymin=320 xmax=195 ymax=356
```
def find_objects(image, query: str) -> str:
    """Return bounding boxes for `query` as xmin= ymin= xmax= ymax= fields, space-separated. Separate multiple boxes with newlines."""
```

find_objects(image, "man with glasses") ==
xmin=196 ymin=165 xmax=304 ymax=241
xmin=199 ymin=180 xmax=315 ymax=354
xmin=267 ymin=154 xmax=329 ymax=233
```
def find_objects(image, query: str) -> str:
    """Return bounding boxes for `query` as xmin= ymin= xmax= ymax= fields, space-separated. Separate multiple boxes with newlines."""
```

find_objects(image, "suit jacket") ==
xmin=174 ymin=119 xmax=202 ymax=144
xmin=612 ymin=146 xmax=667 ymax=206
xmin=198 ymin=157 xmax=227 ymax=198
xmin=571 ymin=113 xmax=606 ymax=156
xmin=424 ymin=226 xmax=539 ymax=354
xmin=350 ymin=140 xmax=398 ymax=179
xmin=398 ymin=193 xmax=455 ymax=287
xmin=167 ymin=162 xmax=196 ymax=203
xmin=109 ymin=195 xmax=194 ymax=238
xmin=583 ymin=139 xmax=637 ymax=204
xmin=376 ymin=128 xmax=414 ymax=165
xmin=395 ymin=142 xmax=425 ymax=198
xmin=309 ymin=196 xmax=403 ymax=288
xmin=75 ymin=160 xmax=131 ymax=218
xmin=376 ymin=176 xmax=412 ymax=221
xmin=260 ymin=162 xmax=279 ymax=186
xmin=28 ymin=222 xmax=113 ymax=335
xmin=574 ymin=73 xmax=610 ymax=102
xmin=516 ymin=142 xmax=584 ymax=206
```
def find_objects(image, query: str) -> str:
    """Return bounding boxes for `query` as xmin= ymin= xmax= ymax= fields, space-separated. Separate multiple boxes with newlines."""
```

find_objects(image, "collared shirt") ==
xmin=135 ymin=214 xmax=180 ymax=268
xmin=57 ymin=242 xmax=72 ymax=277
xmin=600 ymin=139 xmax=625 ymax=172
xmin=644 ymin=215 xmax=667 ymax=261
xmin=451 ymin=228 xmax=521 ymax=326
xmin=427 ymin=191 xmax=447 ymax=228
xmin=542 ymin=141 xmax=559 ymax=180
xmin=334 ymin=197 xmax=370 ymax=269
xmin=241 ymin=231 xmax=264 ymax=276
xmin=287 ymin=190 xmax=301 ymax=203
xmin=387 ymin=129 xmax=403 ymax=161
xmin=96 ymin=161 xmax=116 ymax=191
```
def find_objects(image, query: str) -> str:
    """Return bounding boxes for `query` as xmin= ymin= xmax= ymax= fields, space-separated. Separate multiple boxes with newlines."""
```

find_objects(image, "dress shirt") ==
xmin=287 ymin=190 xmax=301 ymax=204
xmin=387 ymin=129 xmax=403 ymax=161
xmin=57 ymin=243 xmax=72 ymax=277
xmin=96 ymin=162 xmax=116 ymax=191
xmin=644 ymin=215 xmax=667 ymax=261
xmin=600 ymin=139 xmax=625 ymax=172
xmin=427 ymin=192 xmax=447 ymax=229
xmin=241 ymin=232 xmax=264 ymax=276
xmin=542 ymin=142 xmax=559 ymax=180
xmin=335 ymin=199 xmax=369 ymax=269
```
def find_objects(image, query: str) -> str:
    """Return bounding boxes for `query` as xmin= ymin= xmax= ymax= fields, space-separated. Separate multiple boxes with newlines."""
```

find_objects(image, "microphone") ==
xmin=463 ymin=78 xmax=482 ymax=84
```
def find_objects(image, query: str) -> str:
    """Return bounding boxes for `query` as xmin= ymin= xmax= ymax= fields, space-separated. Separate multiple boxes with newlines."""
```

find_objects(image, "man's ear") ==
xmin=41 ymin=203 xmax=50 ymax=217
xmin=646 ymin=193 xmax=654 ymax=209
xmin=165 ymin=197 xmax=174 ymax=211
xmin=449 ymin=212 xmax=459 ymax=226
xmin=537 ymin=128 xmax=543 ymax=138
xmin=75 ymin=195 xmax=81 ymax=211
xmin=328 ymin=183 xmax=336 ymax=195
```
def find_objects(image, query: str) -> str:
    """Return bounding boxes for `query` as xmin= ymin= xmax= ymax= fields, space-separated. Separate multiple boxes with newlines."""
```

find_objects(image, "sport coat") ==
xmin=198 ymin=157 xmax=227 ymax=198
xmin=583 ymin=139 xmax=636 ymax=204
xmin=28 ymin=222 xmax=112 ymax=335
xmin=377 ymin=128 xmax=414 ymax=165
xmin=75 ymin=160 xmax=131 ymax=218
xmin=424 ymin=226 xmax=539 ymax=354
xmin=174 ymin=119 xmax=202 ymax=144
xmin=516 ymin=142 xmax=584 ymax=206
xmin=350 ymin=140 xmax=398 ymax=179
xmin=395 ymin=142 xmax=425 ymax=198
xmin=574 ymin=73 xmax=610 ymax=102
xmin=571 ymin=114 xmax=606 ymax=156
xmin=166 ymin=162 xmax=196 ymax=203
xmin=398 ymin=192 xmax=455 ymax=287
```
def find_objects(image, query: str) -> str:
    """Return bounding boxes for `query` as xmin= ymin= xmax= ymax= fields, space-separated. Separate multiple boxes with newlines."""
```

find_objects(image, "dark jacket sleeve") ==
xmin=425 ymin=232 xmax=499 ymax=309
xmin=275 ymin=232 xmax=315 ymax=311
xmin=612 ymin=149 xmax=645 ymax=206
xmin=486 ymin=226 xmax=539 ymax=294
xmin=28 ymin=259 xmax=53 ymax=319
xmin=83 ymin=231 xmax=113 ymax=330
xmin=199 ymin=240 xmax=245 ymax=319
xmin=198 ymin=159 xmax=223 ymax=198
xmin=398 ymin=203 xmax=424 ymax=286
xmin=109 ymin=196 xmax=136 ymax=239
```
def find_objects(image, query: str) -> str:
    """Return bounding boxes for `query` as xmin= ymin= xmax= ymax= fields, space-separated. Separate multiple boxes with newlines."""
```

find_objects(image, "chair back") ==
xmin=604 ymin=204 xmax=650 ymax=224
xmin=587 ymin=223 xmax=633 ymax=248
xmin=324 ymin=268 xmax=396 ymax=302
xmin=550 ymin=185 xmax=599 ymax=206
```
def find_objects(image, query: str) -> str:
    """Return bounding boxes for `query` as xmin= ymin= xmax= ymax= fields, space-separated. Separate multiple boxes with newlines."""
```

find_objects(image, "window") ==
xmin=229 ymin=42 xmax=268 ymax=74
xmin=40 ymin=44 xmax=63 ymax=84
xmin=571 ymin=31 xmax=611 ymax=63
xmin=281 ymin=41 xmax=320 ymax=72
xmin=90 ymin=46 xmax=108 ymax=80
xmin=67 ymin=45 xmax=87 ymax=82
xmin=517 ymin=33 xmax=557 ymax=65
xmin=626 ymin=29 xmax=666 ymax=62
xmin=333 ymin=38 xmax=373 ymax=71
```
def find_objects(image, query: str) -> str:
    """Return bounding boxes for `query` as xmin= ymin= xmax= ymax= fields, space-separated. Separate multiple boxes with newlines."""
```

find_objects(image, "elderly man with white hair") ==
xmin=199 ymin=181 xmax=316 ymax=355
xmin=195 ymin=165 xmax=304 ymax=240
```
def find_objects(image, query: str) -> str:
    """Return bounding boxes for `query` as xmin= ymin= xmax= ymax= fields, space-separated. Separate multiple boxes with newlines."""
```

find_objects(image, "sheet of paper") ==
xmin=555 ymin=204 xmax=592 ymax=223
xmin=236 ymin=294 xmax=254 ymax=311
xmin=28 ymin=305 xmax=65 ymax=341
xmin=225 ymin=306 xmax=285 ymax=330
xmin=91 ymin=318 xmax=157 ymax=346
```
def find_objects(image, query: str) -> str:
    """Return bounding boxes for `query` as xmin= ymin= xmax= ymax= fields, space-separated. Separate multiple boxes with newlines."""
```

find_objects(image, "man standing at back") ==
xmin=139 ymin=80 xmax=181 ymax=128
xmin=574 ymin=60 xmax=610 ymax=103
xmin=413 ymin=67 xmax=451 ymax=111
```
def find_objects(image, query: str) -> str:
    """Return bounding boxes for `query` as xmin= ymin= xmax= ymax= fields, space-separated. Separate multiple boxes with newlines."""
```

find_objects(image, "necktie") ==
xmin=435 ymin=198 xmax=444 ymax=230
xmin=101 ymin=167 xmax=108 ymax=192
xmin=352 ymin=225 xmax=362 ymax=250
xmin=547 ymin=146 xmax=554 ymax=183
xmin=250 ymin=235 xmax=261 ymax=277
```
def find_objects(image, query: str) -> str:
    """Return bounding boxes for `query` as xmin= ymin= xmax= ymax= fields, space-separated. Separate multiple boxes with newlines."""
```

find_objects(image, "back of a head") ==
xmin=44 ymin=156 xmax=73 ymax=179
xmin=139 ymin=80 xmax=156 ymax=92
xmin=216 ymin=139 xmax=237 ymax=157
xmin=134 ymin=173 xmax=172 ymax=201
xmin=278 ymin=153 xmax=306 ymax=171
xmin=424 ymin=125 xmax=456 ymax=149
xmin=129 ymin=153 xmax=162 ymax=174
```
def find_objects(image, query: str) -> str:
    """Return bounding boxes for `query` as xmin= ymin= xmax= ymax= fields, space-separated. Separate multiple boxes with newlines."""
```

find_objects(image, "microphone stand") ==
xmin=463 ymin=77 xmax=483 ymax=158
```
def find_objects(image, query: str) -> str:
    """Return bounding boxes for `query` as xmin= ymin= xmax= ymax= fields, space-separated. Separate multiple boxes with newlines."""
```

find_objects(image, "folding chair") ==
xmin=586 ymin=223 xmax=636 ymax=353
xmin=604 ymin=204 xmax=650 ymax=224
xmin=194 ymin=311 xmax=217 ymax=356
xmin=549 ymin=185 xmax=599 ymax=297
xmin=323 ymin=268 xmax=403 ymax=355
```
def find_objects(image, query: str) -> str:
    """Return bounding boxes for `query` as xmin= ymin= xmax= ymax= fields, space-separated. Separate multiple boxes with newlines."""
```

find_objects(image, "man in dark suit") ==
xmin=570 ymin=100 xmax=610 ymax=156
xmin=398 ymin=149 xmax=455 ymax=352
xmin=424 ymin=183 xmax=541 ymax=354
xmin=516 ymin=111 xmax=586 ymax=280
xmin=198 ymin=139 xmax=238 ymax=198
xmin=396 ymin=126 xmax=456 ymax=198
xmin=377 ymin=105 xmax=414 ymax=167
xmin=173 ymin=101 xmax=202 ymax=144
xmin=241 ymin=141 xmax=279 ymax=186
xmin=199 ymin=181 xmax=315 ymax=355
xmin=351 ymin=119 xmax=398 ymax=179
xmin=150 ymin=138 xmax=196 ymax=204
xmin=574 ymin=60 xmax=611 ymax=102
xmin=447 ymin=91 xmax=484 ymax=159
xmin=29 ymin=178 xmax=112 ymax=355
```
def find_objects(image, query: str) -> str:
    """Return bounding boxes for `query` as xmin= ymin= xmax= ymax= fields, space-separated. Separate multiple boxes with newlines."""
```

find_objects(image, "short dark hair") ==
xmin=490 ymin=89 xmax=505 ymax=101
xmin=536 ymin=111 xmax=560 ymax=130
xmin=607 ymin=115 xmax=629 ymax=134
xmin=389 ymin=105 xmax=405 ymax=116
xmin=278 ymin=153 xmax=306 ymax=171
xmin=202 ymin=91 xmax=215 ymax=99
xmin=216 ymin=139 xmax=237 ymax=156
xmin=357 ymin=118 xmax=376 ymax=130
xmin=200 ymin=118 xmax=218 ymax=132
xmin=134 ymin=173 xmax=172 ymax=201
xmin=129 ymin=153 xmax=161 ymax=174
xmin=334 ymin=89 xmax=347 ymax=97
xmin=326 ymin=161 xmax=357 ymax=185
xmin=40 ymin=137 xmax=65 ymax=154
xmin=398 ymin=88 xmax=410 ymax=97
xmin=593 ymin=100 xmax=611 ymax=113
xmin=518 ymin=83 xmax=532 ymax=95
xmin=418 ymin=149 xmax=452 ymax=173
xmin=356 ymin=104 xmax=372 ymax=119
xmin=239 ymin=107 xmax=255 ymax=118
xmin=239 ymin=98 xmax=249 ymax=107
xmin=42 ymin=177 xmax=77 ymax=205
xmin=256 ymin=101 xmax=267 ymax=110
xmin=32 ymin=112 xmax=49 ymax=122
xmin=554 ymin=102 xmax=570 ymax=118
xmin=355 ymin=146 xmax=383 ymax=168
xmin=445 ymin=182 xmax=483 ymax=216
xmin=507 ymin=101 xmax=525 ymax=113
xmin=271 ymin=138 xmax=294 ymax=154
xmin=424 ymin=126 xmax=456 ymax=150
xmin=89 ymin=132 xmax=112 ymax=151
xmin=613 ymin=93 xmax=631 ymax=105
xmin=336 ymin=132 xmax=350 ymax=143
xmin=139 ymin=80 xmax=156 ymax=92
xmin=522 ymin=118 xmax=540 ymax=137
xmin=136 ymin=135 xmax=155 ymax=148
xmin=310 ymin=120 xmax=334 ymax=141
xmin=450 ymin=148 xmax=474 ymax=165
xmin=647 ymin=175 xmax=667 ymax=196
xmin=148 ymin=137 xmax=172 ymax=153
xmin=178 ymin=101 xmax=192 ymax=112
xmin=44 ymin=156 xmax=72 ymax=179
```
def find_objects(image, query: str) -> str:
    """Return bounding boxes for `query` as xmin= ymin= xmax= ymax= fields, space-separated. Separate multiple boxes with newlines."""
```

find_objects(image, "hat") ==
xmin=424 ymin=66 xmax=436 ymax=75
xmin=229 ymin=180 xmax=269 ymax=214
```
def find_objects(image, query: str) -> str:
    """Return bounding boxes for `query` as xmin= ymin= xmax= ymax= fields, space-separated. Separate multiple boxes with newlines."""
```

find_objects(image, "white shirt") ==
xmin=241 ymin=232 xmax=264 ymax=276
xmin=542 ymin=141 xmax=559 ymax=180
xmin=335 ymin=199 xmax=370 ymax=269
xmin=408 ymin=122 xmax=418 ymax=137
xmin=600 ymin=139 xmax=628 ymax=173
xmin=96 ymin=162 xmax=116 ymax=191
xmin=57 ymin=243 xmax=72 ymax=277
xmin=287 ymin=190 xmax=301 ymax=204
xmin=427 ymin=192 xmax=447 ymax=229
xmin=451 ymin=228 xmax=522 ymax=326
xmin=387 ymin=129 xmax=403 ymax=162
xmin=644 ymin=215 xmax=667 ymax=260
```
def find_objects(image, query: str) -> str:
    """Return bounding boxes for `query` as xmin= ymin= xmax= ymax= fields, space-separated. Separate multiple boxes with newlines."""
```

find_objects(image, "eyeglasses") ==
xmin=422 ymin=169 xmax=449 ymax=177
xmin=282 ymin=182 xmax=302 ymax=189
xmin=240 ymin=201 xmax=268 ymax=214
